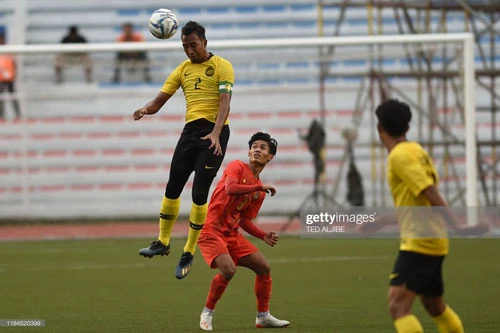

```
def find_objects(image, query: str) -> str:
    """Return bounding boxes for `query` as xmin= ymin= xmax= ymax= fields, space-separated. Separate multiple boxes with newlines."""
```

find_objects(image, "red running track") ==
xmin=0 ymin=219 xmax=300 ymax=241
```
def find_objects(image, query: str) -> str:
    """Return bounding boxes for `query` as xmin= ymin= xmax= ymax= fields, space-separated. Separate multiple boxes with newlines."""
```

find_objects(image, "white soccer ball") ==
xmin=148 ymin=8 xmax=179 ymax=39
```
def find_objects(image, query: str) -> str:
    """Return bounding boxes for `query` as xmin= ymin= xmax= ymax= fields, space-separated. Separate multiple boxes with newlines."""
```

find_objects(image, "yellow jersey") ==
xmin=161 ymin=54 xmax=234 ymax=124
xmin=387 ymin=141 xmax=449 ymax=256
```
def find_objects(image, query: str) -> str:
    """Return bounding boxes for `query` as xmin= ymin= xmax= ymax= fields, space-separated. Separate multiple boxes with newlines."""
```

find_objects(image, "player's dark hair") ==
xmin=248 ymin=132 xmax=278 ymax=155
xmin=181 ymin=21 xmax=206 ymax=40
xmin=375 ymin=99 xmax=412 ymax=137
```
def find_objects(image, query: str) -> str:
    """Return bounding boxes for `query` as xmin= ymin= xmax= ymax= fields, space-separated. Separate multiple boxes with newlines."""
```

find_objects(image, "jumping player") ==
xmin=133 ymin=21 xmax=234 ymax=279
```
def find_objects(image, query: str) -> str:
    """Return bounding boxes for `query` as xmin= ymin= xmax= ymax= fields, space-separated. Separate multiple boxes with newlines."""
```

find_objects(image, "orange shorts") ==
xmin=198 ymin=230 xmax=259 ymax=268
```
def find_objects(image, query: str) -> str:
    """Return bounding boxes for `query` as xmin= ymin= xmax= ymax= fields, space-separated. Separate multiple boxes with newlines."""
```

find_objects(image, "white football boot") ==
xmin=200 ymin=310 xmax=214 ymax=331
xmin=255 ymin=313 xmax=290 ymax=328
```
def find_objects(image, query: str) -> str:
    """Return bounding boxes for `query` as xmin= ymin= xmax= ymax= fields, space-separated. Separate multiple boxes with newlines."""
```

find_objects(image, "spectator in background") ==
xmin=0 ymin=33 xmax=20 ymax=119
xmin=54 ymin=25 xmax=93 ymax=84
xmin=112 ymin=22 xmax=152 ymax=83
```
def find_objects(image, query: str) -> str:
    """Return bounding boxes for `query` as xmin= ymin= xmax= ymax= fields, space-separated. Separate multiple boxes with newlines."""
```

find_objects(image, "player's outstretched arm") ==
xmin=240 ymin=218 xmax=278 ymax=247
xmin=133 ymin=91 xmax=171 ymax=120
xmin=240 ymin=217 xmax=266 ymax=239
xmin=261 ymin=185 xmax=276 ymax=196
xmin=422 ymin=185 xmax=490 ymax=236
xmin=225 ymin=177 xmax=274 ymax=196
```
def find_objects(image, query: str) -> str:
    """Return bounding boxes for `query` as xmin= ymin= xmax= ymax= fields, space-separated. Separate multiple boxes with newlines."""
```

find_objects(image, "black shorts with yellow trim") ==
xmin=389 ymin=250 xmax=445 ymax=297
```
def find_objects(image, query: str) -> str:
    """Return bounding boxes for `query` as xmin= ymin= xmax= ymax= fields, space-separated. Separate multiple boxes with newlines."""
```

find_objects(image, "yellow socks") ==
xmin=158 ymin=196 xmax=180 ymax=246
xmin=394 ymin=314 xmax=424 ymax=333
xmin=433 ymin=306 xmax=464 ymax=333
xmin=158 ymin=198 xmax=207 ymax=254
xmin=183 ymin=202 xmax=207 ymax=254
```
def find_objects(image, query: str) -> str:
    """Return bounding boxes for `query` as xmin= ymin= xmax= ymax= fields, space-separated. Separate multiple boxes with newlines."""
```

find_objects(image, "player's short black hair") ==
xmin=248 ymin=132 xmax=278 ymax=155
xmin=181 ymin=21 xmax=206 ymax=40
xmin=375 ymin=99 xmax=412 ymax=137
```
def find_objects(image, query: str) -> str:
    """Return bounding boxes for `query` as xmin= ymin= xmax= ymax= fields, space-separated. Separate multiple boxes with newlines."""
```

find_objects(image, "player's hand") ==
xmin=263 ymin=231 xmax=279 ymax=247
xmin=261 ymin=185 xmax=276 ymax=196
xmin=456 ymin=222 xmax=490 ymax=237
xmin=201 ymin=131 xmax=222 ymax=155
xmin=133 ymin=107 xmax=148 ymax=121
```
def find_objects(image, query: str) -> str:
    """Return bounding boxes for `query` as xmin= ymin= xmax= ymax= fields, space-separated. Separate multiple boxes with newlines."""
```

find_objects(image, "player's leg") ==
xmin=236 ymin=237 xmax=289 ymax=328
xmin=184 ymin=121 xmax=230 ymax=255
xmin=389 ymin=251 xmax=424 ymax=332
xmin=176 ymin=121 xmax=230 ymax=279
xmin=175 ymin=170 xmax=211 ymax=278
xmin=421 ymin=296 xmax=463 ymax=333
xmin=139 ymin=129 xmax=196 ymax=258
xmin=421 ymin=256 xmax=464 ymax=333
xmin=198 ymin=233 xmax=234 ymax=330
xmin=389 ymin=286 xmax=421 ymax=332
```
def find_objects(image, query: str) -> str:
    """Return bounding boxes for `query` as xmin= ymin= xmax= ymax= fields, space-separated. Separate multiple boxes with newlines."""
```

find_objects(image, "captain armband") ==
xmin=219 ymin=81 xmax=233 ymax=94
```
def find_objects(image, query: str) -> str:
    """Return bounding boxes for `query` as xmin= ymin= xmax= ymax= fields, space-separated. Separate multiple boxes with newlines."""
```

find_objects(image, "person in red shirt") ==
xmin=112 ymin=22 xmax=152 ymax=83
xmin=197 ymin=132 xmax=290 ymax=330
xmin=0 ymin=33 xmax=20 ymax=119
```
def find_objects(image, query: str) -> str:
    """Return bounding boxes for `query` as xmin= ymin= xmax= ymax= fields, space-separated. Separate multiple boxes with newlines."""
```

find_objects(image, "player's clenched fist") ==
xmin=133 ymin=107 xmax=147 ymax=120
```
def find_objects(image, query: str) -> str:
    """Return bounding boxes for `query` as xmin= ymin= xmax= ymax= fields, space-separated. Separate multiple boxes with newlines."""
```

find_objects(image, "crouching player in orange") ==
xmin=197 ymin=132 xmax=290 ymax=330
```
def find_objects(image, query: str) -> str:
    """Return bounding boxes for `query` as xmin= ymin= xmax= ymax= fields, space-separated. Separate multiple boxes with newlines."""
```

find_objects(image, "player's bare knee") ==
xmin=421 ymin=296 xmax=445 ymax=316
xmin=219 ymin=264 xmax=236 ymax=280
xmin=388 ymin=299 xmax=410 ymax=319
xmin=388 ymin=292 xmax=412 ymax=319
xmin=261 ymin=262 xmax=271 ymax=275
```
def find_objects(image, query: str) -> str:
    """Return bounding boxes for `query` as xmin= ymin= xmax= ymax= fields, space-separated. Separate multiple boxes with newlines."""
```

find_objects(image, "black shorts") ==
xmin=389 ymin=250 xmax=445 ymax=297
xmin=170 ymin=118 xmax=230 ymax=177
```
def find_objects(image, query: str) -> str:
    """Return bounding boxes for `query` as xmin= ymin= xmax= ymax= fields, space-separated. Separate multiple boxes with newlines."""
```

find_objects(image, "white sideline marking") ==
xmin=0 ymin=255 xmax=389 ymax=273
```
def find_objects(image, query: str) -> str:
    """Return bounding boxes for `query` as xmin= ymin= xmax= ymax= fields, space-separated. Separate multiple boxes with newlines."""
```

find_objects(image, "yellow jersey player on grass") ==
xmin=133 ymin=21 xmax=234 ymax=280
xmin=359 ymin=99 xmax=489 ymax=333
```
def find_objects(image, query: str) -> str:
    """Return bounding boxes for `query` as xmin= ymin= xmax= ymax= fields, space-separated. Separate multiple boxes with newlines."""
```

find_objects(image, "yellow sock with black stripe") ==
xmin=394 ymin=314 xmax=424 ymax=333
xmin=158 ymin=196 xmax=180 ymax=246
xmin=183 ymin=202 xmax=207 ymax=254
xmin=433 ymin=306 xmax=464 ymax=333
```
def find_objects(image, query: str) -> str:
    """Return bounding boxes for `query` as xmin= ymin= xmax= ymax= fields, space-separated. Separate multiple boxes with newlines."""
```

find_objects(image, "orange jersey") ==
xmin=117 ymin=32 xmax=144 ymax=42
xmin=204 ymin=160 xmax=265 ymax=235
xmin=0 ymin=55 xmax=16 ymax=82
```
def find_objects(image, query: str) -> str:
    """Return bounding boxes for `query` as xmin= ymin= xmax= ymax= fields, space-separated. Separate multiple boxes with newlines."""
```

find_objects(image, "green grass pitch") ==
xmin=1 ymin=237 xmax=499 ymax=332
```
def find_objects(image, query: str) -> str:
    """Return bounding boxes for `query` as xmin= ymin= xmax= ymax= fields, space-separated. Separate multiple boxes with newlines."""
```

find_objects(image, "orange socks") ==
xmin=255 ymin=274 xmax=272 ymax=312
xmin=205 ymin=273 xmax=273 ymax=313
xmin=205 ymin=274 xmax=230 ymax=310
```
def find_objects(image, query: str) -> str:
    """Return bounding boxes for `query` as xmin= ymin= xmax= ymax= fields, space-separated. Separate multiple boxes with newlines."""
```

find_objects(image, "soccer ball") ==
xmin=148 ymin=8 xmax=178 ymax=39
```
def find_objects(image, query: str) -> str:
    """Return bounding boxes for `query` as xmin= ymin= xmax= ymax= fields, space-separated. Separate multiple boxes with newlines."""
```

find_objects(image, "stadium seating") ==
xmin=0 ymin=1 xmax=497 ymax=219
